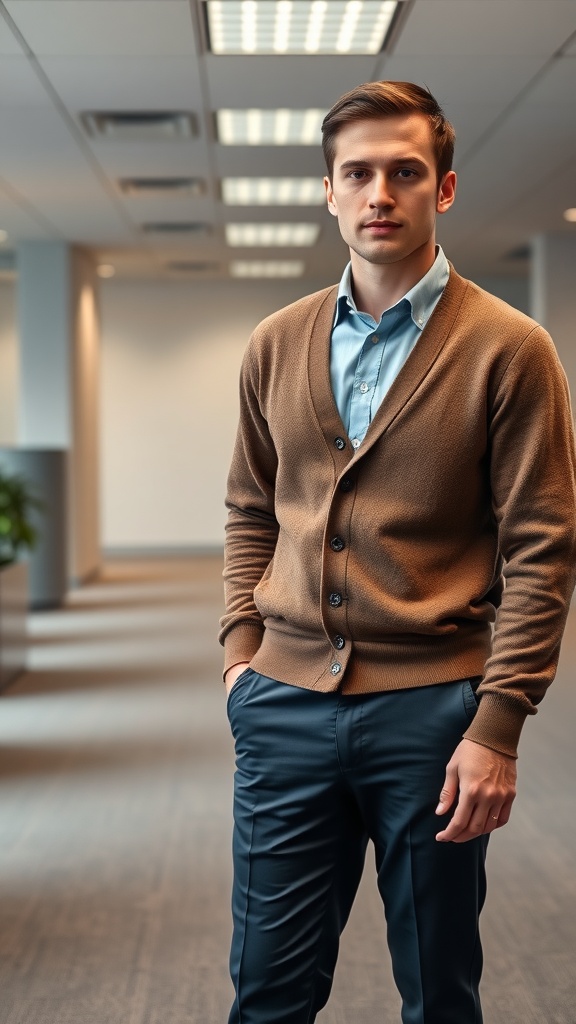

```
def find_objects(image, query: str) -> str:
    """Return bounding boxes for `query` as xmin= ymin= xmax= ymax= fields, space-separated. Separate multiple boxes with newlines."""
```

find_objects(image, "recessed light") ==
xmin=231 ymin=260 xmax=305 ymax=277
xmin=206 ymin=0 xmax=400 ymax=55
xmin=97 ymin=264 xmax=116 ymax=278
xmin=563 ymin=208 xmax=576 ymax=223
xmin=225 ymin=223 xmax=320 ymax=246
xmin=216 ymin=108 xmax=325 ymax=145
xmin=0 ymin=229 xmax=8 ymax=244
xmin=222 ymin=177 xmax=325 ymax=205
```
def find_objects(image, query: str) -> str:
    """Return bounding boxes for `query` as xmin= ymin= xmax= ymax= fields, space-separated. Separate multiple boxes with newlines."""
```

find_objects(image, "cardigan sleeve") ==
xmin=218 ymin=337 xmax=280 ymax=677
xmin=464 ymin=325 xmax=576 ymax=757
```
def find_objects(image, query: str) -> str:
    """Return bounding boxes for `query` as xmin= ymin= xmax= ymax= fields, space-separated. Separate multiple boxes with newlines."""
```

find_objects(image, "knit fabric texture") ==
xmin=220 ymin=266 xmax=576 ymax=758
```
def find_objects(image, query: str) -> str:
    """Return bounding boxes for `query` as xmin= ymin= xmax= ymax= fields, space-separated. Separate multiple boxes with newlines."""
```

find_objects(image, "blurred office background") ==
xmin=0 ymin=2 xmax=575 ymax=1022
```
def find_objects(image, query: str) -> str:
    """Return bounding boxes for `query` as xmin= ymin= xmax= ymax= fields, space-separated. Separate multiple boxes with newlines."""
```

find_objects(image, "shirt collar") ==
xmin=334 ymin=246 xmax=450 ymax=331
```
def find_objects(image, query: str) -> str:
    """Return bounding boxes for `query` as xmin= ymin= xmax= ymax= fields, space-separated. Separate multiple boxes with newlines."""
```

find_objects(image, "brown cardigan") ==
xmin=220 ymin=267 xmax=576 ymax=758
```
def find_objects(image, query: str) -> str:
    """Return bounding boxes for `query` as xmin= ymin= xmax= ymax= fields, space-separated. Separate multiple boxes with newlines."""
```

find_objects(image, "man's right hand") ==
xmin=225 ymin=662 xmax=251 ymax=697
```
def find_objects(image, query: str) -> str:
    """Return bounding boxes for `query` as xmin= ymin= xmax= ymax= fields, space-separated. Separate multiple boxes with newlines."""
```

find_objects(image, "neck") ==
xmin=350 ymin=240 xmax=437 ymax=321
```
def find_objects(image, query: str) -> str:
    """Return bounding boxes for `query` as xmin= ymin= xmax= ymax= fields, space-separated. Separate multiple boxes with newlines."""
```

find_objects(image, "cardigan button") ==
xmin=329 ymin=592 xmax=342 ymax=608
xmin=334 ymin=436 xmax=346 ymax=451
xmin=333 ymin=634 xmax=345 ymax=650
xmin=330 ymin=662 xmax=342 ymax=675
xmin=330 ymin=536 xmax=345 ymax=552
xmin=339 ymin=476 xmax=354 ymax=493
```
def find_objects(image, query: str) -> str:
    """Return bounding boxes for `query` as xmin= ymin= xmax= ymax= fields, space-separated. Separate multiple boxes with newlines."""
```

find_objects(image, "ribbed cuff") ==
xmin=463 ymin=691 xmax=529 ymax=759
xmin=222 ymin=622 xmax=265 ymax=681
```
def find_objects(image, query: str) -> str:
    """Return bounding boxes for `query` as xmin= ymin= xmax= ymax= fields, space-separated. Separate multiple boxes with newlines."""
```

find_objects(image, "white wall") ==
xmin=0 ymin=279 xmax=18 ymax=445
xmin=100 ymin=278 xmax=330 ymax=549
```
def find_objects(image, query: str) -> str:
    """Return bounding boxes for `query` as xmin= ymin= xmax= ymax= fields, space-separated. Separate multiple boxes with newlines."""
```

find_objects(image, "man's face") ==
xmin=324 ymin=113 xmax=456 ymax=271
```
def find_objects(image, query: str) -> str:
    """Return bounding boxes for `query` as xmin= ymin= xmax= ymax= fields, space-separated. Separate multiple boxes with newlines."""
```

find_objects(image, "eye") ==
xmin=395 ymin=168 xmax=417 ymax=179
xmin=347 ymin=169 xmax=368 ymax=181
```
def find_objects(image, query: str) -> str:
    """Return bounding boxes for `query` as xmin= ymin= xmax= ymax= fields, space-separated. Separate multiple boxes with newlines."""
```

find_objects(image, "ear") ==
xmin=324 ymin=175 xmax=338 ymax=218
xmin=437 ymin=170 xmax=457 ymax=215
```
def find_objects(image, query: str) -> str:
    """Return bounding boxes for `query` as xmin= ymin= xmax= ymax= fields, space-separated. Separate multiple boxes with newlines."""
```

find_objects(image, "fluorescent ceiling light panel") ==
xmin=231 ymin=260 xmax=305 ymax=277
xmin=216 ymin=108 xmax=325 ymax=145
xmin=225 ymin=223 xmax=320 ymax=246
xmin=206 ymin=1 xmax=399 ymax=54
xmin=222 ymin=177 xmax=325 ymax=205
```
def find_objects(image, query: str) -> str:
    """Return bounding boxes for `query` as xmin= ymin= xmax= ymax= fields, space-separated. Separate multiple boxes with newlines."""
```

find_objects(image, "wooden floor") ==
xmin=0 ymin=557 xmax=574 ymax=1024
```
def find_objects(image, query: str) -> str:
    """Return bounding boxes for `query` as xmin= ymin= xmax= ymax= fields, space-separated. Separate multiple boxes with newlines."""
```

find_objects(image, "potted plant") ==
xmin=0 ymin=469 xmax=42 ymax=688
xmin=0 ymin=469 xmax=41 ymax=567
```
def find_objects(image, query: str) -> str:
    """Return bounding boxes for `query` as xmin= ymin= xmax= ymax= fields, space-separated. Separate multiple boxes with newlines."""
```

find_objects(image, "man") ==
xmin=219 ymin=81 xmax=576 ymax=1024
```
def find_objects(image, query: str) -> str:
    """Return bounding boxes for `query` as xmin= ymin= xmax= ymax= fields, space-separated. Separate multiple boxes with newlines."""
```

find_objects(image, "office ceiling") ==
xmin=0 ymin=0 xmax=575 ymax=283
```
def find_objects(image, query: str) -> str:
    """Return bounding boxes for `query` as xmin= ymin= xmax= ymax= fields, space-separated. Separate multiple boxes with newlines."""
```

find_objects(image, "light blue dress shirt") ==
xmin=330 ymin=247 xmax=450 ymax=449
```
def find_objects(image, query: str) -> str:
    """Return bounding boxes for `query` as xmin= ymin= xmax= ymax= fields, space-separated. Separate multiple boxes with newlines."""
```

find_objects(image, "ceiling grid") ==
xmin=0 ymin=0 xmax=574 ymax=281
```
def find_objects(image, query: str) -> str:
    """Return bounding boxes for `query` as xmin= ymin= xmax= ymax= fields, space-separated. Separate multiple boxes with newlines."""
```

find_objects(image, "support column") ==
xmin=530 ymin=233 xmax=576 ymax=395
xmin=13 ymin=242 xmax=101 ymax=598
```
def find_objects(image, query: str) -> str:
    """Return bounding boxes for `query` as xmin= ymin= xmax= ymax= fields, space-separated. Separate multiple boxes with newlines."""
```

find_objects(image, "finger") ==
xmin=435 ymin=764 xmax=458 ymax=816
xmin=439 ymin=803 xmax=506 ymax=843
xmin=435 ymin=796 xmax=479 ymax=842
xmin=494 ymin=794 xmax=515 ymax=827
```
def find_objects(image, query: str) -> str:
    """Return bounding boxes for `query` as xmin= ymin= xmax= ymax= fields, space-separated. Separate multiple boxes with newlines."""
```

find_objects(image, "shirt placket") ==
xmin=347 ymin=323 xmax=387 ymax=449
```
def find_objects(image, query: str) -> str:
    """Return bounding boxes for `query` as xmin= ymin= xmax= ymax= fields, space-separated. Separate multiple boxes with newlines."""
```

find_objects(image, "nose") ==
xmin=368 ymin=172 xmax=395 ymax=211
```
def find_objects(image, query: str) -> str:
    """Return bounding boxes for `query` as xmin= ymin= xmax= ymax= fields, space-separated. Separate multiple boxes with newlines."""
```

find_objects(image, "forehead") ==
xmin=332 ymin=113 xmax=435 ymax=167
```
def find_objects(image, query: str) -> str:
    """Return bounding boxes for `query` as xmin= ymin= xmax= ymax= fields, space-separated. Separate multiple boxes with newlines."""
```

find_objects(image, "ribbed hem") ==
xmin=247 ymin=623 xmax=490 ymax=693
xmin=463 ymin=692 xmax=529 ymax=759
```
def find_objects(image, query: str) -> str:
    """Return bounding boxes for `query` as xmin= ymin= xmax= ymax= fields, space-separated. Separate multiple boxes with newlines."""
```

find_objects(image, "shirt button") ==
xmin=359 ymin=381 xmax=369 ymax=394
xmin=339 ymin=477 xmax=354 ymax=493
xmin=334 ymin=436 xmax=346 ymax=451
xmin=351 ymin=438 xmax=361 ymax=450
xmin=330 ymin=662 xmax=342 ymax=676
xmin=329 ymin=592 xmax=342 ymax=608
xmin=371 ymin=335 xmax=379 ymax=344
xmin=333 ymin=634 xmax=345 ymax=650
xmin=330 ymin=536 xmax=345 ymax=552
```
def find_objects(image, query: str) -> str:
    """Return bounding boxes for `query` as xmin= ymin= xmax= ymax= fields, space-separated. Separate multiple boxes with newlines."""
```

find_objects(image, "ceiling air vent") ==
xmin=80 ymin=111 xmax=197 ymax=141
xmin=141 ymin=222 xmax=212 ymax=235
xmin=166 ymin=261 xmax=220 ymax=273
xmin=119 ymin=177 xmax=206 ymax=196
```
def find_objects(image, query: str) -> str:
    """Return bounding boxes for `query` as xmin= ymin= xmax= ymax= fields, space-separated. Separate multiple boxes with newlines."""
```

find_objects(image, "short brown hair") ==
xmin=322 ymin=81 xmax=455 ymax=184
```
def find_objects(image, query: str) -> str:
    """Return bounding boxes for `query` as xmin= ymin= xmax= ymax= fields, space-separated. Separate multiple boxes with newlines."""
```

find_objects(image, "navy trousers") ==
xmin=227 ymin=669 xmax=488 ymax=1024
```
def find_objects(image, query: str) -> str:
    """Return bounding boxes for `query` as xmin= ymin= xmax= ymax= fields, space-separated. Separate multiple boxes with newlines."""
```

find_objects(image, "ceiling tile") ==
xmin=3 ymin=1 xmax=197 ymax=56
xmin=381 ymin=54 xmax=547 ymax=106
xmin=214 ymin=147 xmax=325 ymax=178
xmin=0 ymin=55 xmax=53 ymax=105
xmin=90 ymin=140 xmax=211 ymax=179
xmin=0 ymin=13 xmax=25 ymax=54
xmin=0 ymin=191 xmax=56 ymax=239
xmin=205 ymin=55 xmax=377 ymax=107
xmin=39 ymin=55 xmax=203 ymax=109
xmin=394 ymin=1 xmax=576 ymax=57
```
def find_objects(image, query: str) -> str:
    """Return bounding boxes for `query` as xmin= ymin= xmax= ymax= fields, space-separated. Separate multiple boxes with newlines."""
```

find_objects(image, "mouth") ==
xmin=363 ymin=220 xmax=402 ymax=233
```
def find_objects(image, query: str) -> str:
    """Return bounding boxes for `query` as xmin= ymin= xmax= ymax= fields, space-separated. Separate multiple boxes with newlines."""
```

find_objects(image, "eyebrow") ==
xmin=338 ymin=156 xmax=428 ymax=172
